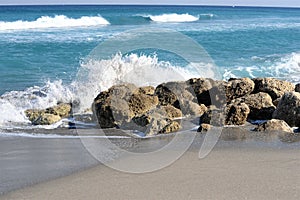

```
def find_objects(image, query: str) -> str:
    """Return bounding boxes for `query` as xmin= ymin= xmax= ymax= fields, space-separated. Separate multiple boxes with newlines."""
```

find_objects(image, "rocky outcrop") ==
xmin=254 ymin=119 xmax=293 ymax=133
xmin=232 ymin=92 xmax=275 ymax=120
xmin=272 ymin=92 xmax=300 ymax=127
xmin=225 ymin=102 xmax=250 ymax=125
xmin=25 ymin=103 xmax=71 ymax=125
xmin=46 ymin=103 xmax=71 ymax=118
xmin=226 ymin=78 xmax=255 ymax=101
xmin=92 ymin=78 xmax=299 ymax=135
xmin=200 ymin=106 xmax=226 ymax=126
xmin=92 ymin=84 xmax=159 ymax=129
xmin=253 ymin=78 xmax=295 ymax=100
xmin=155 ymin=81 xmax=195 ymax=108
xmin=132 ymin=108 xmax=181 ymax=135
xmin=188 ymin=78 xmax=227 ymax=106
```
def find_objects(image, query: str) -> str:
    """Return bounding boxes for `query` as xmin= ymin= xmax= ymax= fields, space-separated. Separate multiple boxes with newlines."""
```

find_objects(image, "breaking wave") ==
xmin=147 ymin=13 xmax=199 ymax=23
xmin=0 ymin=15 xmax=110 ymax=31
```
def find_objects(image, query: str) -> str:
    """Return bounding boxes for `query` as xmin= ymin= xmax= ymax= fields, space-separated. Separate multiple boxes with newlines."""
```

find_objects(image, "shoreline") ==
xmin=1 ymin=129 xmax=300 ymax=198
xmin=1 ymin=137 xmax=300 ymax=200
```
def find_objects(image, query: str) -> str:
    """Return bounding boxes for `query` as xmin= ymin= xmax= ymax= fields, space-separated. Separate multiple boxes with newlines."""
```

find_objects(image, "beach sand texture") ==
xmin=2 ymin=142 xmax=300 ymax=200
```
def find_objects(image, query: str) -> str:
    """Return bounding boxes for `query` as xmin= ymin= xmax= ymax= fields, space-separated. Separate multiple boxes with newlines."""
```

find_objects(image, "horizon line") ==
xmin=0 ymin=4 xmax=299 ymax=8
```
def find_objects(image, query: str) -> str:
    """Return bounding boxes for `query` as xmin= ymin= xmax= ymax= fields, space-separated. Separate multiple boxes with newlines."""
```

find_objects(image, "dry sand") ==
xmin=2 ymin=145 xmax=300 ymax=200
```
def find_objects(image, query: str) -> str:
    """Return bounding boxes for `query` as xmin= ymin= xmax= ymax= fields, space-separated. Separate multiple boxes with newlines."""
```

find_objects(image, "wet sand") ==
xmin=1 ymin=129 xmax=300 ymax=200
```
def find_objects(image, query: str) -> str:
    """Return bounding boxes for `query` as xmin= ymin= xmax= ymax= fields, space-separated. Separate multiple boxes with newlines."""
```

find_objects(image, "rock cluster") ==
xmin=92 ymin=77 xmax=298 ymax=135
xmin=25 ymin=77 xmax=299 ymax=136
xmin=25 ymin=103 xmax=71 ymax=125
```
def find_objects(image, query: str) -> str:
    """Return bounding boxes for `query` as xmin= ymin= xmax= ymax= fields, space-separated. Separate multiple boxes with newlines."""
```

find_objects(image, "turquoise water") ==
xmin=0 ymin=5 xmax=299 ymax=127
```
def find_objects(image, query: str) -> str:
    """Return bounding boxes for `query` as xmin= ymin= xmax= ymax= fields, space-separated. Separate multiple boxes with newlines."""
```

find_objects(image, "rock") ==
xmin=138 ymin=86 xmax=155 ymax=95
xmin=295 ymin=83 xmax=300 ymax=93
xmin=225 ymin=102 xmax=250 ymax=125
xmin=272 ymin=92 xmax=300 ymax=127
xmin=253 ymin=78 xmax=295 ymax=100
xmin=155 ymin=81 xmax=194 ymax=108
xmin=46 ymin=103 xmax=71 ymax=118
xmin=159 ymin=121 xmax=181 ymax=134
xmin=226 ymin=78 xmax=255 ymax=101
xmin=25 ymin=104 xmax=71 ymax=125
xmin=33 ymin=114 xmax=61 ymax=125
xmin=200 ymin=105 xmax=226 ymax=126
xmin=92 ymin=84 xmax=138 ymax=128
xmin=254 ymin=119 xmax=293 ymax=133
xmin=128 ymin=93 xmax=159 ymax=115
xmin=188 ymin=78 xmax=226 ymax=106
xmin=273 ymin=98 xmax=281 ymax=107
xmin=162 ymin=105 xmax=182 ymax=119
xmin=181 ymin=101 xmax=207 ymax=116
xmin=132 ymin=108 xmax=180 ymax=136
xmin=233 ymin=92 xmax=275 ymax=120
xmin=25 ymin=109 xmax=45 ymax=123
xmin=188 ymin=78 xmax=214 ymax=106
xmin=197 ymin=123 xmax=212 ymax=132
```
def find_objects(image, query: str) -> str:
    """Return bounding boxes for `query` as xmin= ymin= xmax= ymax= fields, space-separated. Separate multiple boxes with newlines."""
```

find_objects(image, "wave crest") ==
xmin=0 ymin=15 xmax=110 ymax=31
xmin=148 ymin=13 xmax=199 ymax=23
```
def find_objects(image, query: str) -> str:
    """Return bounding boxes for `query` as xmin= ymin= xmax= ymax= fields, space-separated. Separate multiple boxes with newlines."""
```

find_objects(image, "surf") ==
xmin=0 ymin=15 xmax=110 ymax=31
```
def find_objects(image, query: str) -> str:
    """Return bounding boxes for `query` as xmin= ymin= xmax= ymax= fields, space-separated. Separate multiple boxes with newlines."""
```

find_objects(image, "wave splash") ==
xmin=0 ymin=53 xmax=198 ymax=127
xmin=0 ymin=15 xmax=110 ymax=31
xmin=147 ymin=13 xmax=199 ymax=23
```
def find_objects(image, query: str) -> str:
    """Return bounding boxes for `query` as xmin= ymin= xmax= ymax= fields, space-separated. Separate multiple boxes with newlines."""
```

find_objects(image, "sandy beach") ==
xmin=1 ymin=131 xmax=300 ymax=200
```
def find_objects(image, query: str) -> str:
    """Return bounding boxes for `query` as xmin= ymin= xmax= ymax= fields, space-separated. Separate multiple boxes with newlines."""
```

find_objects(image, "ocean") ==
xmin=0 ymin=5 xmax=300 ymax=130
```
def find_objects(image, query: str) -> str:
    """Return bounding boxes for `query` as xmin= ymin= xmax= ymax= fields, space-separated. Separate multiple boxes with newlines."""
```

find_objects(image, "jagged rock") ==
xmin=197 ymin=123 xmax=212 ymax=132
xmin=272 ymin=92 xmax=300 ymax=127
xmin=254 ymin=119 xmax=293 ymax=133
xmin=132 ymin=108 xmax=180 ymax=135
xmin=233 ymin=92 xmax=275 ymax=120
xmin=33 ymin=114 xmax=61 ymax=125
xmin=253 ymin=78 xmax=295 ymax=100
xmin=92 ymin=84 xmax=137 ymax=128
xmin=93 ymin=83 xmax=160 ymax=128
xmin=138 ymin=86 xmax=155 ymax=95
xmin=46 ymin=103 xmax=71 ymax=118
xmin=162 ymin=105 xmax=182 ymax=119
xmin=226 ymin=78 xmax=255 ymax=101
xmin=25 ymin=103 xmax=71 ymax=125
xmin=159 ymin=121 xmax=181 ymax=134
xmin=181 ymin=101 xmax=207 ymax=116
xmin=225 ymin=102 xmax=250 ymax=125
xmin=25 ymin=109 xmax=45 ymax=123
xmin=155 ymin=81 xmax=194 ymax=108
xmin=200 ymin=105 xmax=226 ymax=126
xmin=128 ymin=93 xmax=159 ymax=115
xmin=273 ymin=98 xmax=281 ymax=107
xmin=188 ymin=78 xmax=226 ymax=106
xmin=295 ymin=83 xmax=300 ymax=93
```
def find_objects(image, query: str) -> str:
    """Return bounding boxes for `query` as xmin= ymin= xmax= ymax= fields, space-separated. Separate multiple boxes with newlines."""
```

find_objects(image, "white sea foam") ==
xmin=148 ymin=13 xmax=199 ymax=23
xmin=223 ymin=52 xmax=300 ymax=82
xmin=0 ymin=15 xmax=110 ymax=31
xmin=0 ymin=80 xmax=74 ymax=127
xmin=74 ymin=53 xmax=200 ymax=112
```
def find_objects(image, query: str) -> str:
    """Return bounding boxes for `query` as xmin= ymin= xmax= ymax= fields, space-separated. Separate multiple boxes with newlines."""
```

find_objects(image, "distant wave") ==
xmin=147 ymin=13 xmax=199 ymax=23
xmin=0 ymin=15 xmax=110 ymax=31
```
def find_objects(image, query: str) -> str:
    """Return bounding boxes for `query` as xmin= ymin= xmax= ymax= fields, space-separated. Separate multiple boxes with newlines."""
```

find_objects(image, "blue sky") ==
xmin=0 ymin=0 xmax=299 ymax=7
